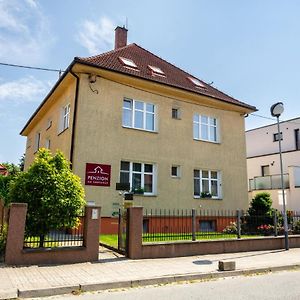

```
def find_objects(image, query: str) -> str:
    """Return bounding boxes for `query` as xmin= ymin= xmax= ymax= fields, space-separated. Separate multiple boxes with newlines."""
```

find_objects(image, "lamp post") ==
xmin=270 ymin=102 xmax=289 ymax=250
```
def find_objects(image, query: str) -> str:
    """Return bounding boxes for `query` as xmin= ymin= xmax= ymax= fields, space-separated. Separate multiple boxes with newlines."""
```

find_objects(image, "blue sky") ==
xmin=1 ymin=0 xmax=300 ymax=163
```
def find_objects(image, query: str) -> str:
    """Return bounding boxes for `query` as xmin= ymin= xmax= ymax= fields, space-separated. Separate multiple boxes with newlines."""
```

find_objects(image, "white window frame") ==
xmin=59 ymin=104 xmax=70 ymax=133
xmin=171 ymin=165 xmax=181 ymax=178
xmin=120 ymin=161 xmax=156 ymax=196
xmin=34 ymin=132 xmax=41 ymax=152
xmin=194 ymin=169 xmax=222 ymax=199
xmin=122 ymin=98 xmax=156 ymax=132
xmin=193 ymin=114 xmax=219 ymax=143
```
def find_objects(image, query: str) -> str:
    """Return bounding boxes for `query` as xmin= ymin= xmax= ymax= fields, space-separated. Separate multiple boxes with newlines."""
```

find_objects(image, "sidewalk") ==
xmin=1 ymin=246 xmax=300 ymax=299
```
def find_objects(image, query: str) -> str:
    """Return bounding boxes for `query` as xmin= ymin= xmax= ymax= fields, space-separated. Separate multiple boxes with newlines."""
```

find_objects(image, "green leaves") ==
xmin=9 ymin=149 xmax=86 ymax=237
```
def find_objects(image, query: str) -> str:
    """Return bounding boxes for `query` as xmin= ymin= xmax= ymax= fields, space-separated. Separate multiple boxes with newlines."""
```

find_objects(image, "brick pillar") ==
xmin=5 ymin=203 xmax=27 ymax=265
xmin=127 ymin=207 xmax=143 ymax=259
xmin=83 ymin=206 xmax=101 ymax=261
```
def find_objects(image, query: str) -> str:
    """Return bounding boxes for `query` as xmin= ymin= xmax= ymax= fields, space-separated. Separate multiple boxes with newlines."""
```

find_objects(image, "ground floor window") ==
xmin=194 ymin=169 xmax=221 ymax=198
xmin=199 ymin=220 xmax=216 ymax=232
xmin=120 ymin=161 xmax=156 ymax=195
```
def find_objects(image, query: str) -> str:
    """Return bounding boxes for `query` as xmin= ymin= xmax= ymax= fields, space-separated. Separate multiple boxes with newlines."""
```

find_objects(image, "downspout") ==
xmin=69 ymin=70 xmax=80 ymax=169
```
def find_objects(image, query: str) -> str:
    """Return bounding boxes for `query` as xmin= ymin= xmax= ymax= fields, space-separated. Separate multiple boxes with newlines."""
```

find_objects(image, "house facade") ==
xmin=246 ymin=117 xmax=300 ymax=210
xmin=21 ymin=27 xmax=256 ymax=233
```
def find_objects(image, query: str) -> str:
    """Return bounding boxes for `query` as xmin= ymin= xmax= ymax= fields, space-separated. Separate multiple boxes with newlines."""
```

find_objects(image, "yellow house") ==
xmin=21 ymin=27 xmax=256 ymax=233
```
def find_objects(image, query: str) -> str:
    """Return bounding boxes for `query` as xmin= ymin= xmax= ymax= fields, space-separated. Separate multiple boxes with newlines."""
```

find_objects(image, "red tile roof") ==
xmin=75 ymin=43 xmax=256 ymax=111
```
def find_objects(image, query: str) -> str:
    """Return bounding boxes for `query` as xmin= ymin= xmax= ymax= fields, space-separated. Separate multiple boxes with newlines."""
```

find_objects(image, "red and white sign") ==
xmin=85 ymin=163 xmax=111 ymax=187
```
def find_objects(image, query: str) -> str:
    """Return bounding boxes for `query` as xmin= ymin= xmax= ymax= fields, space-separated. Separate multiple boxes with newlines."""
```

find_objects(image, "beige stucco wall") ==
xmin=24 ymin=75 xmax=76 ymax=169
xmin=72 ymin=73 xmax=250 ymax=216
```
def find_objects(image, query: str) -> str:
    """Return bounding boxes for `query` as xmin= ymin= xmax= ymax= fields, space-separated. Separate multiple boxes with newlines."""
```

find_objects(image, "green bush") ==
xmin=222 ymin=222 xmax=237 ymax=234
xmin=0 ymin=224 xmax=7 ymax=255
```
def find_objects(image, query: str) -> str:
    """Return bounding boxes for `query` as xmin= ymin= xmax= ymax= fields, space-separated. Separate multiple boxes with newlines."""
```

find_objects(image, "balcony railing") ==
xmin=249 ymin=174 xmax=289 ymax=191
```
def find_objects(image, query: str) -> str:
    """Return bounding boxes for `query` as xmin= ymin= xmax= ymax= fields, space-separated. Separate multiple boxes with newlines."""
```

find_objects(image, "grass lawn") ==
xmin=99 ymin=232 xmax=258 ymax=248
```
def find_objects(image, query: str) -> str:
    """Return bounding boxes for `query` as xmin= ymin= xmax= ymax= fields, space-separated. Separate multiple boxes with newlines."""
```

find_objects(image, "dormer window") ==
xmin=148 ymin=65 xmax=165 ymax=76
xmin=119 ymin=57 xmax=138 ymax=68
xmin=187 ymin=77 xmax=206 ymax=89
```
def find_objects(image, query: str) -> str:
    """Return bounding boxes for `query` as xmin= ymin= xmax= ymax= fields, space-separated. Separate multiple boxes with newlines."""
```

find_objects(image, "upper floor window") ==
xmin=45 ymin=138 xmax=51 ymax=149
xmin=295 ymin=129 xmax=300 ymax=150
xmin=172 ymin=108 xmax=180 ymax=120
xmin=193 ymin=114 xmax=218 ymax=142
xmin=120 ymin=161 xmax=156 ymax=195
xmin=34 ymin=132 xmax=40 ymax=152
xmin=273 ymin=132 xmax=283 ymax=142
xmin=59 ymin=104 xmax=70 ymax=133
xmin=122 ymin=99 xmax=156 ymax=132
xmin=194 ymin=169 xmax=221 ymax=199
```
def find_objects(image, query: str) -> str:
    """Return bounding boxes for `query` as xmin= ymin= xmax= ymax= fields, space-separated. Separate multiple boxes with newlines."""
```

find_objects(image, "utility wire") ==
xmin=249 ymin=113 xmax=300 ymax=126
xmin=0 ymin=62 xmax=65 ymax=74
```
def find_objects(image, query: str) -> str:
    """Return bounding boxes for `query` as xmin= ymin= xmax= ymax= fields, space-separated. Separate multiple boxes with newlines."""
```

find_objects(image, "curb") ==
xmin=6 ymin=264 xmax=300 ymax=299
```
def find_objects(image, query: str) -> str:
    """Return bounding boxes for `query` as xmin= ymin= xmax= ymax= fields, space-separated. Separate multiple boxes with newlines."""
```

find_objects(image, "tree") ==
xmin=248 ymin=192 xmax=273 ymax=216
xmin=9 ymin=149 xmax=86 ymax=247
xmin=19 ymin=153 xmax=25 ymax=172
xmin=1 ymin=163 xmax=20 ymax=176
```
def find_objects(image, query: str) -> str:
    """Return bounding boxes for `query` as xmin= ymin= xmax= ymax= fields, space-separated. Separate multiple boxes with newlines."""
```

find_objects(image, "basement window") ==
xmin=119 ymin=57 xmax=138 ymax=69
xmin=148 ymin=65 xmax=165 ymax=76
xmin=187 ymin=77 xmax=206 ymax=89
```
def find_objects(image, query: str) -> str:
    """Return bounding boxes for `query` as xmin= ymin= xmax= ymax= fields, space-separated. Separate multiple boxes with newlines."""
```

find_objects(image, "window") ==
xmin=120 ymin=161 xmax=156 ymax=195
xmin=187 ymin=77 xmax=206 ymax=88
xmin=171 ymin=166 xmax=180 ymax=178
xmin=45 ymin=139 xmax=51 ymax=149
xmin=199 ymin=220 xmax=216 ymax=232
xmin=273 ymin=132 xmax=283 ymax=142
xmin=193 ymin=114 xmax=218 ymax=142
xmin=148 ymin=65 xmax=165 ymax=76
xmin=194 ymin=169 xmax=221 ymax=198
xmin=295 ymin=129 xmax=299 ymax=150
xmin=34 ymin=132 xmax=40 ymax=152
xmin=261 ymin=165 xmax=270 ymax=177
xmin=59 ymin=104 xmax=70 ymax=133
xmin=172 ymin=108 xmax=180 ymax=119
xmin=122 ymin=99 xmax=156 ymax=131
xmin=46 ymin=119 xmax=52 ymax=130
xmin=119 ymin=57 xmax=138 ymax=68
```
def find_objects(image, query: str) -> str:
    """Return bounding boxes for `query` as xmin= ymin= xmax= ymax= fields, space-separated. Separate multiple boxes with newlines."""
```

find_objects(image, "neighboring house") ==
xmin=0 ymin=164 xmax=8 ymax=176
xmin=21 ymin=27 xmax=256 ymax=233
xmin=246 ymin=117 xmax=300 ymax=211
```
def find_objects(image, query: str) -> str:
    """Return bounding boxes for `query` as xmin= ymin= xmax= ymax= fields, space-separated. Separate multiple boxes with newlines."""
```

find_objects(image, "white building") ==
xmin=246 ymin=117 xmax=300 ymax=211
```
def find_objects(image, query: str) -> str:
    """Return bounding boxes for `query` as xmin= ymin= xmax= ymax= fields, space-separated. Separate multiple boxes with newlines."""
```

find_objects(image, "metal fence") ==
xmin=142 ymin=209 xmax=300 ymax=243
xmin=23 ymin=215 xmax=85 ymax=249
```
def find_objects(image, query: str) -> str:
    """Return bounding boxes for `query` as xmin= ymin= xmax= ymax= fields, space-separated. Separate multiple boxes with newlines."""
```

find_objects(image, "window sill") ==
xmin=58 ymin=127 xmax=69 ymax=136
xmin=193 ymin=138 xmax=220 ymax=144
xmin=194 ymin=197 xmax=222 ymax=200
xmin=134 ymin=194 xmax=157 ymax=197
xmin=171 ymin=176 xmax=181 ymax=179
xmin=122 ymin=126 xmax=158 ymax=134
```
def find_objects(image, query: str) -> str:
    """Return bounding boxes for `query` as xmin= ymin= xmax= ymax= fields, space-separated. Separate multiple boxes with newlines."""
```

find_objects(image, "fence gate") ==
xmin=117 ymin=208 xmax=128 ymax=254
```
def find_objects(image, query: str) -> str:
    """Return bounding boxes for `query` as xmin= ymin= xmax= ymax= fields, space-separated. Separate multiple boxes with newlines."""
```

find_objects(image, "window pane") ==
xmin=146 ymin=103 xmax=154 ymax=113
xmin=202 ymin=170 xmax=209 ymax=178
xmin=133 ymin=163 xmax=141 ymax=172
xmin=211 ymin=180 xmax=218 ymax=197
xmin=172 ymin=108 xmax=178 ymax=119
xmin=134 ymin=110 xmax=143 ymax=128
xmin=132 ymin=173 xmax=141 ymax=189
xmin=210 ymin=118 xmax=216 ymax=126
xmin=193 ymin=123 xmax=199 ymax=139
xmin=211 ymin=171 xmax=218 ymax=179
xmin=194 ymin=170 xmax=200 ymax=178
xmin=121 ymin=161 xmax=130 ymax=171
xmin=144 ymin=164 xmax=153 ymax=173
xmin=193 ymin=114 xmax=199 ymax=123
xmin=146 ymin=113 xmax=154 ymax=131
xmin=120 ymin=171 xmax=130 ymax=184
xmin=210 ymin=126 xmax=217 ymax=141
xmin=201 ymin=115 xmax=208 ymax=124
xmin=144 ymin=174 xmax=153 ymax=192
xmin=201 ymin=124 xmax=208 ymax=140
xmin=123 ymin=100 xmax=132 ymax=109
xmin=202 ymin=179 xmax=209 ymax=193
xmin=122 ymin=109 xmax=132 ymax=127
xmin=194 ymin=179 xmax=200 ymax=196
xmin=135 ymin=101 xmax=144 ymax=110
xmin=171 ymin=166 xmax=178 ymax=176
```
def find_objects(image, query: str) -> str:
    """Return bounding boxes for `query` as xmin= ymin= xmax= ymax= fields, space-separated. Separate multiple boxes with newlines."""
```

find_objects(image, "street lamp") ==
xmin=270 ymin=102 xmax=289 ymax=250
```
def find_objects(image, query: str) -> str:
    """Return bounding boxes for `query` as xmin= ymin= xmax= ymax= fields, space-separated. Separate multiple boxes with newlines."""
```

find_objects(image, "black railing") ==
xmin=142 ymin=209 xmax=300 ymax=243
xmin=23 ymin=216 xmax=85 ymax=249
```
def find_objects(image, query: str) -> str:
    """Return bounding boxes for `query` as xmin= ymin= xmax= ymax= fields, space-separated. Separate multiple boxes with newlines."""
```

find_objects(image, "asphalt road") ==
xmin=30 ymin=270 xmax=300 ymax=300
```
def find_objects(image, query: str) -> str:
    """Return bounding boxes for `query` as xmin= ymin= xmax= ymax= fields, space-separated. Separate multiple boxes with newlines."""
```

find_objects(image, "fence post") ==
xmin=237 ymin=209 xmax=241 ymax=239
xmin=192 ymin=209 xmax=196 ymax=241
xmin=274 ymin=210 xmax=278 ymax=237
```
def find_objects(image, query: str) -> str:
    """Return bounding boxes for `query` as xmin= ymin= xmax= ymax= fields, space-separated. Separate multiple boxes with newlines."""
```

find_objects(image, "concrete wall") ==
xmin=246 ymin=118 xmax=300 ymax=158
xmin=5 ymin=203 xmax=101 ymax=265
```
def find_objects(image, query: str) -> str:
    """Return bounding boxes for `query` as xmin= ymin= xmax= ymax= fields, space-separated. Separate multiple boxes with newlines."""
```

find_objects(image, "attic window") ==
xmin=119 ymin=57 xmax=138 ymax=68
xmin=188 ymin=77 xmax=206 ymax=88
xmin=148 ymin=65 xmax=165 ymax=76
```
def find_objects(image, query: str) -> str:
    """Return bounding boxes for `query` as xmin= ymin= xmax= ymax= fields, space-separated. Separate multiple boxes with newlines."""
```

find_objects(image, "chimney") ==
xmin=114 ymin=26 xmax=128 ymax=50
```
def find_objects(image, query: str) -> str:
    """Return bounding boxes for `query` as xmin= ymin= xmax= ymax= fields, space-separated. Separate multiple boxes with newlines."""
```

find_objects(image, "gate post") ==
xmin=127 ymin=207 xmax=143 ymax=259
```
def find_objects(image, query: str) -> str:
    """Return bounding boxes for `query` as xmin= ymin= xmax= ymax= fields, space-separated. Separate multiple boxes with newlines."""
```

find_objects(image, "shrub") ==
xmin=0 ymin=224 xmax=7 ymax=256
xmin=257 ymin=224 xmax=274 ymax=236
xmin=222 ymin=222 xmax=237 ymax=234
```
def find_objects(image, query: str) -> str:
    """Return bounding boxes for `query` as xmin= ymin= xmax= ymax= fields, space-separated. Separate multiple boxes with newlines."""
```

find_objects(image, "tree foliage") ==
xmin=9 ymin=149 xmax=86 ymax=239
xmin=248 ymin=192 xmax=273 ymax=216
xmin=0 ymin=175 xmax=15 ymax=207
xmin=1 ymin=163 xmax=20 ymax=176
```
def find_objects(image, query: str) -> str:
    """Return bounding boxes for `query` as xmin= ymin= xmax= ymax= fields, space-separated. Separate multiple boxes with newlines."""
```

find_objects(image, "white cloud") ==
xmin=0 ymin=0 xmax=54 ymax=64
xmin=77 ymin=17 xmax=115 ymax=55
xmin=0 ymin=76 xmax=49 ymax=103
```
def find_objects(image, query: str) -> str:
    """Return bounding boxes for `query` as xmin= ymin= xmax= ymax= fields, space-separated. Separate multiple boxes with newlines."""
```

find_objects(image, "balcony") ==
xmin=249 ymin=174 xmax=289 ymax=191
